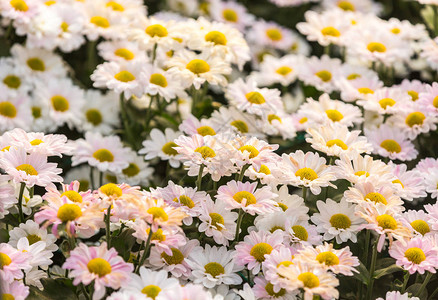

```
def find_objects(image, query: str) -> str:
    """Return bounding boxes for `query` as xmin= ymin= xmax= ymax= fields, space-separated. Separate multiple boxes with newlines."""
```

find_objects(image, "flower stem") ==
xmin=99 ymin=171 xmax=103 ymax=187
xmin=196 ymin=165 xmax=205 ymax=190
xmin=401 ymin=271 xmax=410 ymax=293
xmin=17 ymin=182 xmax=26 ymax=223
xmin=238 ymin=164 xmax=250 ymax=182
xmin=302 ymin=186 xmax=308 ymax=202
xmin=90 ymin=167 xmax=95 ymax=190
xmin=366 ymin=240 xmax=378 ymax=300
xmin=136 ymin=228 xmax=153 ymax=273
xmin=416 ymin=272 xmax=433 ymax=297
xmin=105 ymin=205 xmax=111 ymax=249
xmin=233 ymin=209 xmax=244 ymax=245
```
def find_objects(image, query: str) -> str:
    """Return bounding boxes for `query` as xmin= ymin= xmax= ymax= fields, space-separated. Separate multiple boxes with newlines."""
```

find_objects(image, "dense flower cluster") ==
xmin=1 ymin=0 xmax=438 ymax=300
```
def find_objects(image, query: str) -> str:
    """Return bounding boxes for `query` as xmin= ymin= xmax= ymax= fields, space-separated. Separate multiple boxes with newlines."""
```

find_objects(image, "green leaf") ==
xmin=352 ymin=262 xmax=369 ymax=285
xmin=374 ymin=264 xmax=403 ymax=279
xmin=0 ymin=228 xmax=9 ymax=243
xmin=406 ymin=283 xmax=428 ymax=300
xmin=111 ymin=228 xmax=136 ymax=261
xmin=421 ymin=6 xmax=435 ymax=31
xmin=27 ymin=279 xmax=77 ymax=300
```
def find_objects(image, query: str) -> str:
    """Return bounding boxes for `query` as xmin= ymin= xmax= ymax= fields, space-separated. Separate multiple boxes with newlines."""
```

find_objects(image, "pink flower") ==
xmin=0 ymin=243 xmax=31 ymax=283
xmin=63 ymin=243 xmax=134 ymax=300
xmin=389 ymin=236 xmax=438 ymax=274
xmin=0 ymin=280 xmax=29 ymax=300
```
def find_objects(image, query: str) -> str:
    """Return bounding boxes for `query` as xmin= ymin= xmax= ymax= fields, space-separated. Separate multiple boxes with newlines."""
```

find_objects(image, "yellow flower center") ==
xmin=87 ymin=258 xmax=112 ymax=277
xmin=411 ymin=220 xmax=430 ymax=235
xmin=197 ymin=126 xmax=216 ymax=136
xmin=222 ymin=8 xmax=238 ymax=22
xmin=204 ymin=262 xmax=225 ymax=278
xmin=367 ymin=42 xmax=387 ymax=53
xmin=404 ymin=247 xmax=426 ymax=264
xmin=0 ymin=102 xmax=17 ymax=118
xmin=86 ymin=109 xmax=103 ymax=126
xmin=162 ymin=142 xmax=178 ymax=156
xmin=408 ymin=90 xmax=419 ymax=101
xmin=3 ymin=75 xmax=21 ymax=89
xmin=265 ymin=283 xmax=286 ymax=297
xmin=209 ymin=212 xmax=225 ymax=230
xmin=233 ymin=191 xmax=257 ymax=206
xmin=270 ymin=226 xmax=285 ymax=233
xmin=0 ymin=253 xmax=12 ymax=269
xmin=365 ymin=192 xmax=387 ymax=205
xmin=277 ymin=260 xmax=293 ymax=268
xmin=93 ymin=149 xmax=114 ymax=162
xmin=358 ymin=87 xmax=374 ymax=94
xmin=259 ymin=164 xmax=271 ymax=175
xmin=205 ymin=31 xmax=227 ymax=45
xmin=186 ymin=59 xmax=210 ymax=74
xmin=122 ymin=163 xmax=140 ymax=177
xmin=329 ymin=213 xmax=352 ymax=229
xmin=268 ymin=114 xmax=282 ymax=124
xmin=337 ymin=0 xmax=355 ymax=11
xmin=299 ymin=117 xmax=308 ymax=124
xmin=161 ymin=248 xmax=184 ymax=265
xmin=106 ymin=1 xmax=124 ymax=11
xmin=45 ymin=0 xmax=56 ymax=5
xmin=347 ymin=73 xmax=361 ymax=80
xmin=316 ymin=251 xmax=340 ymax=266
xmin=174 ymin=195 xmax=195 ymax=208
xmin=355 ymin=171 xmax=370 ymax=177
xmin=147 ymin=207 xmax=169 ymax=221
xmin=1 ymin=146 xmax=10 ymax=152
xmin=392 ymin=179 xmax=404 ymax=188
xmin=90 ymin=16 xmax=110 ymax=28
xmin=376 ymin=214 xmax=397 ymax=230
xmin=380 ymin=139 xmax=401 ymax=153
xmin=149 ymin=73 xmax=168 ymax=88
xmin=148 ymin=228 xmax=166 ymax=242
xmin=10 ymin=0 xmax=28 ymax=11
xmin=379 ymin=98 xmax=396 ymax=109
xmin=16 ymin=164 xmax=38 ymax=175
xmin=278 ymin=203 xmax=288 ymax=211
xmin=57 ymin=203 xmax=82 ymax=222
xmin=292 ymin=225 xmax=308 ymax=241
xmin=325 ymin=109 xmax=344 ymax=122
xmin=2 ymin=294 xmax=14 ymax=300
xmin=315 ymin=70 xmax=332 ymax=82
xmin=298 ymin=272 xmax=320 ymax=288
xmin=195 ymin=146 xmax=216 ymax=159
xmin=295 ymin=168 xmax=318 ymax=181
xmin=145 ymin=24 xmax=168 ymax=37
xmin=61 ymin=190 xmax=83 ymax=203
xmin=114 ymin=48 xmax=134 ymax=60
xmin=51 ymin=95 xmax=69 ymax=112
xmin=321 ymin=26 xmax=341 ymax=37
xmin=245 ymin=91 xmax=266 ymax=104
xmin=239 ymin=145 xmax=259 ymax=159
xmin=61 ymin=22 xmax=69 ymax=32
xmin=230 ymin=120 xmax=249 ymax=133
xmin=32 ymin=106 xmax=41 ymax=119
xmin=405 ymin=112 xmax=425 ymax=127
xmin=276 ymin=66 xmax=292 ymax=76
xmin=141 ymin=285 xmax=161 ymax=299
xmin=30 ymin=139 xmax=43 ymax=146
xmin=114 ymin=70 xmax=135 ymax=82
xmin=100 ymin=183 xmax=122 ymax=197
xmin=27 ymin=58 xmax=45 ymax=71
xmin=432 ymin=96 xmax=438 ymax=108
xmin=26 ymin=234 xmax=41 ymax=245
xmin=326 ymin=139 xmax=348 ymax=150
xmin=266 ymin=28 xmax=283 ymax=41
xmin=250 ymin=242 xmax=273 ymax=262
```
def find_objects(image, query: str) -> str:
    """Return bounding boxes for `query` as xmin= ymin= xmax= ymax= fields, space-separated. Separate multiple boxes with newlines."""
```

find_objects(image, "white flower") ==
xmin=139 ymin=128 xmax=182 ymax=168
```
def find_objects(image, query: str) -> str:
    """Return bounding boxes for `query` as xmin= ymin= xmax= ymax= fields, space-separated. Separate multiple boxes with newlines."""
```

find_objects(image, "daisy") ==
xmin=298 ymin=55 xmax=342 ymax=93
xmin=198 ymin=196 xmax=238 ymax=246
xmin=336 ymin=76 xmax=384 ymax=102
xmin=321 ymin=0 xmax=383 ymax=14
xmin=0 ymin=280 xmax=29 ymax=300
xmin=388 ymin=162 xmax=427 ymax=201
xmin=0 ymin=175 xmax=16 ymax=219
xmin=82 ymin=1 xmax=123 ymax=41
xmin=247 ymin=20 xmax=295 ymax=51
xmin=376 ymin=291 xmax=419 ymax=300
xmin=0 ymin=243 xmax=31 ymax=283
xmin=274 ymin=150 xmax=336 ymax=195
xmin=97 ymin=40 xmax=147 ymax=63
xmin=186 ymin=245 xmax=242 ymax=288
xmin=0 ymin=94 xmax=32 ymax=132
xmin=0 ymin=58 xmax=31 ymax=97
xmin=424 ymin=203 xmax=438 ymax=232
xmin=357 ymin=87 xmax=410 ymax=115
xmin=8 ymin=220 xmax=58 ymax=252
xmin=0 ymin=0 xmax=40 ymax=23
xmin=245 ymin=162 xmax=281 ymax=186
xmin=127 ymin=16 xmax=179 ymax=50
xmin=122 ymin=267 xmax=180 ymax=299
xmin=230 ymin=135 xmax=279 ymax=170
xmin=107 ymin=290 xmax=146 ymax=300
xmin=365 ymin=125 xmax=418 ymax=161
xmin=262 ymin=246 xmax=297 ymax=292
xmin=402 ymin=210 xmax=435 ymax=236
xmin=285 ymin=216 xmax=322 ymax=246
xmin=424 ymin=168 xmax=438 ymax=199
xmin=216 ymin=180 xmax=279 ymax=216
xmin=44 ymin=180 xmax=95 ymax=207
xmin=254 ymin=211 xmax=289 ymax=234
xmin=0 ymin=147 xmax=62 ymax=188
xmin=225 ymin=78 xmax=283 ymax=116
xmin=253 ymin=54 xmax=301 ymax=87
xmin=389 ymin=236 xmax=438 ymax=274
xmin=252 ymin=275 xmax=296 ymax=299
xmin=278 ymin=262 xmax=339 ymax=300
xmin=311 ymin=198 xmax=363 ymax=244
xmin=15 ymin=237 xmax=53 ymax=270
xmin=139 ymin=128 xmax=182 ymax=168
xmin=63 ymin=243 xmax=133 ymax=300
xmin=116 ymin=152 xmax=153 ymax=186
xmin=209 ymin=106 xmax=261 ymax=136
xmin=272 ymin=186 xmax=309 ymax=217
xmin=167 ymin=49 xmax=231 ymax=89
xmin=72 ymin=131 xmax=131 ymax=174
xmin=416 ymin=157 xmax=438 ymax=174
xmin=235 ymin=230 xmax=284 ymax=275
xmin=297 ymin=93 xmax=363 ymax=127
xmin=91 ymin=61 xmax=146 ymax=99
xmin=396 ymin=79 xmax=427 ymax=103
xmin=141 ymin=196 xmax=187 ymax=232
xmin=179 ymin=114 xmax=218 ymax=137
xmin=51 ymin=3 xmax=86 ymax=52
xmin=306 ymin=123 xmax=372 ymax=158
xmin=209 ymin=0 xmax=254 ymax=30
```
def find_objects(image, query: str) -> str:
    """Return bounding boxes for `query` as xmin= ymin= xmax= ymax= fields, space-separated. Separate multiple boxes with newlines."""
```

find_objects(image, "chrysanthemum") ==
xmin=235 ymin=230 xmax=284 ymax=275
xmin=0 ymin=94 xmax=32 ymax=132
xmin=424 ymin=203 xmax=438 ymax=232
xmin=247 ymin=20 xmax=295 ymax=50
xmin=0 ymin=58 xmax=30 ymax=97
xmin=209 ymin=106 xmax=261 ymax=137
xmin=198 ymin=196 xmax=238 ymax=246
xmin=274 ymin=150 xmax=336 ymax=195
xmin=179 ymin=114 xmax=218 ymax=137
xmin=141 ymin=196 xmax=187 ymax=232
xmin=357 ymin=87 xmax=410 ymax=115
xmin=139 ymin=128 xmax=182 ymax=168
xmin=402 ymin=210 xmax=435 ymax=237
xmin=298 ymin=55 xmax=342 ymax=93
xmin=72 ymin=131 xmax=131 ymax=174
xmin=8 ymin=219 xmax=58 ymax=252
xmin=63 ymin=243 xmax=133 ymax=300
xmin=253 ymin=54 xmax=301 ymax=86
xmin=186 ymin=244 xmax=242 ymax=288
xmin=252 ymin=275 xmax=296 ymax=299
xmin=209 ymin=0 xmax=254 ymax=30
xmin=262 ymin=246 xmax=297 ymax=293
xmin=388 ymin=162 xmax=427 ymax=201
xmin=365 ymin=125 xmax=418 ymax=161
xmin=127 ymin=16 xmax=179 ymax=50
xmin=50 ymin=3 xmax=86 ymax=52
xmin=82 ymin=1 xmax=123 ymax=41
xmin=15 ymin=236 xmax=53 ymax=270
xmin=116 ymin=152 xmax=153 ymax=186
xmin=376 ymin=291 xmax=419 ymax=300
xmin=285 ymin=215 xmax=322 ymax=246
xmin=0 ymin=243 xmax=31 ymax=283
xmin=0 ymin=280 xmax=29 ymax=300
xmin=167 ymin=49 xmax=231 ymax=89
xmin=0 ymin=174 xmax=17 ymax=219
xmin=278 ymin=262 xmax=339 ymax=300
xmin=97 ymin=40 xmax=147 ymax=63
xmin=297 ymin=93 xmax=363 ymax=127
xmin=396 ymin=79 xmax=427 ymax=103
xmin=321 ymin=0 xmax=383 ymax=15
xmin=245 ymin=162 xmax=281 ymax=186
xmin=311 ymin=198 xmax=363 ymax=244
xmin=0 ymin=147 xmax=62 ymax=188
xmin=336 ymin=75 xmax=384 ymax=102
xmin=389 ymin=236 xmax=438 ymax=274
xmin=423 ymin=167 xmax=438 ymax=199
xmin=216 ymin=180 xmax=279 ymax=215
xmin=230 ymin=135 xmax=279 ymax=170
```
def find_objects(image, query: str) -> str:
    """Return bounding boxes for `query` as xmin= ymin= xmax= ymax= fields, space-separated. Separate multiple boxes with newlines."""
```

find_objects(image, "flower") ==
xmin=402 ymin=210 xmax=435 ymax=236
xmin=0 ymin=147 xmax=62 ymax=188
xmin=139 ymin=128 xmax=182 ymax=168
xmin=0 ymin=243 xmax=31 ymax=283
xmin=0 ymin=280 xmax=29 ymax=300
xmin=262 ymin=246 xmax=297 ymax=293
xmin=8 ymin=220 xmax=58 ymax=253
xmin=186 ymin=244 xmax=242 ymax=288
xmin=247 ymin=20 xmax=295 ymax=50
xmin=253 ymin=54 xmax=301 ymax=86
xmin=298 ymin=55 xmax=342 ymax=93
xmin=376 ymin=291 xmax=419 ymax=300
xmin=388 ymin=162 xmax=427 ymax=201
xmin=311 ymin=198 xmax=363 ymax=244
xmin=252 ymin=275 xmax=296 ymax=299
xmin=63 ymin=243 xmax=133 ymax=300
xmin=389 ymin=236 xmax=438 ymax=274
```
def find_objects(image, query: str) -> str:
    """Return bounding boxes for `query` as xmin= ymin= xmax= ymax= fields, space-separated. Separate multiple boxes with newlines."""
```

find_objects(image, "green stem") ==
xmin=366 ymin=241 xmax=378 ymax=300
xmin=416 ymin=272 xmax=433 ymax=297
xmin=120 ymin=94 xmax=137 ymax=148
xmin=90 ymin=167 xmax=95 ymax=190
xmin=136 ymin=228 xmax=153 ymax=273
xmin=238 ymin=164 xmax=250 ymax=182
xmin=434 ymin=5 xmax=438 ymax=37
xmin=87 ymin=40 xmax=97 ymax=76
xmin=17 ymin=182 xmax=26 ymax=223
xmin=364 ymin=230 xmax=371 ymax=266
xmin=99 ymin=171 xmax=103 ymax=187
xmin=233 ymin=209 xmax=244 ymax=245
xmin=152 ymin=43 xmax=158 ymax=62
xmin=144 ymin=94 xmax=155 ymax=133
xmin=302 ymin=186 xmax=308 ymax=202
xmin=196 ymin=165 xmax=205 ymax=190
xmin=105 ymin=205 xmax=111 ymax=249
xmin=401 ymin=271 xmax=410 ymax=293
xmin=429 ymin=284 xmax=438 ymax=300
